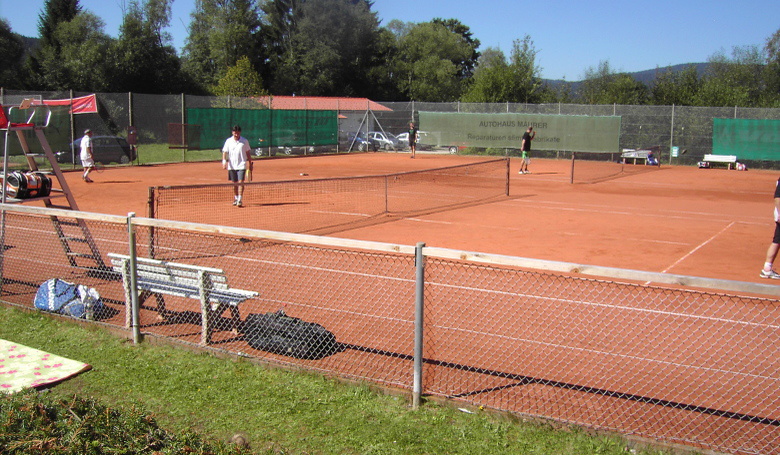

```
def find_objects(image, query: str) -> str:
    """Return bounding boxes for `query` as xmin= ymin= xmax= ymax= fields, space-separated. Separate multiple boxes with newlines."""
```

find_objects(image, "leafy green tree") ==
xmin=26 ymin=10 xmax=112 ymax=91
xmin=394 ymin=21 xmax=474 ymax=101
xmin=26 ymin=0 xmax=82 ymax=89
xmin=108 ymin=0 xmax=189 ymax=93
xmin=763 ymin=28 xmax=780 ymax=106
xmin=578 ymin=60 xmax=648 ymax=104
xmin=461 ymin=50 xmax=511 ymax=103
xmin=696 ymin=45 xmax=766 ymax=107
xmin=0 ymin=19 xmax=25 ymax=88
xmin=266 ymin=0 xmax=384 ymax=97
xmin=461 ymin=48 xmax=511 ymax=103
xmin=461 ymin=36 xmax=547 ymax=104
xmin=506 ymin=35 xmax=546 ymax=103
xmin=431 ymin=18 xmax=480 ymax=79
xmin=363 ymin=26 xmax=404 ymax=100
xmin=258 ymin=0 xmax=301 ymax=91
xmin=649 ymin=65 xmax=701 ymax=106
xmin=213 ymin=56 xmax=268 ymax=97
xmin=182 ymin=0 xmax=262 ymax=90
xmin=52 ymin=13 xmax=112 ymax=91
xmin=385 ymin=18 xmax=413 ymax=40
xmin=36 ymin=0 xmax=80 ymax=47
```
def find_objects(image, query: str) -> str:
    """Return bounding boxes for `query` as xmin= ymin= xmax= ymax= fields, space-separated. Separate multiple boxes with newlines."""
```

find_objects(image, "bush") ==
xmin=0 ymin=390 xmax=250 ymax=454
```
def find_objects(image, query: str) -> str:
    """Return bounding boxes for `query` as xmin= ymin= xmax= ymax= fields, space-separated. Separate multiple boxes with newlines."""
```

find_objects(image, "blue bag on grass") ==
xmin=34 ymin=278 xmax=103 ymax=320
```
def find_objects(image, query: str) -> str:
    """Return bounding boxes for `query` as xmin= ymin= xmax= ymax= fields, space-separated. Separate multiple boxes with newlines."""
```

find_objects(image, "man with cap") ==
xmin=80 ymin=129 xmax=95 ymax=182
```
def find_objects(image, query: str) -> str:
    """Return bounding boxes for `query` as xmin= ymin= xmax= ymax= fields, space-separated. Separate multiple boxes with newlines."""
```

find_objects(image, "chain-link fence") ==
xmin=1 ymin=203 xmax=779 ymax=455
xmin=4 ymin=90 xmax=780 ymax=170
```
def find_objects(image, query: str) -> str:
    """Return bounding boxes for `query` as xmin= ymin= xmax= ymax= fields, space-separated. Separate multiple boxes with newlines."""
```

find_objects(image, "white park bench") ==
xmin=701 ymin=154 xmax=738 ymax=169
xmin=108 ymin=253 xmax=258 ymax=345
xmin=621 ymin=148 xmax=660 ymax=165
xmin=621 ymin=149 xmax=650 ymax=164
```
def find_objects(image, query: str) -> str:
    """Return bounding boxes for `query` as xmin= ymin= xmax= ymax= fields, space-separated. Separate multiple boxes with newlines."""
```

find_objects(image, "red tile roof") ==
xmin=257 ymin=96 xmax=392 ymax=111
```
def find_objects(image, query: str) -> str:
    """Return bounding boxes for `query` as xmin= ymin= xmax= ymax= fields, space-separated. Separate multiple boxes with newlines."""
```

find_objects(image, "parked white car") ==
xmin=395 ymin=131 xmax=430 ymax=150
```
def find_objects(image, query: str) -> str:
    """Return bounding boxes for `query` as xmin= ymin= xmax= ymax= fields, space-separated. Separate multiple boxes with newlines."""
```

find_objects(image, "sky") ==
xmin=1 ymin=0 xmax=779 ymax=81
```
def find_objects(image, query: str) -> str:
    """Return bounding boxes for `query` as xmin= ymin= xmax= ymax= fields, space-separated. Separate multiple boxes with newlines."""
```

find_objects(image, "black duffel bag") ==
xmin=5 ymin=171 xmax=52 ymax=199
xmin=240 ymin=309 xmax=338 ymax=360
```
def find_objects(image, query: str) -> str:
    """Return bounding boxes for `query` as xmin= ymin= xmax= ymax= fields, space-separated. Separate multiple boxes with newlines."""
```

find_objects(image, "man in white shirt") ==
xmin=222 ymin=125 xmax=252 ymax=207
xmin=761 ymin=177 xmax=780 ymax=279
xmin=80 ymin=129 xmax=95 ymax=182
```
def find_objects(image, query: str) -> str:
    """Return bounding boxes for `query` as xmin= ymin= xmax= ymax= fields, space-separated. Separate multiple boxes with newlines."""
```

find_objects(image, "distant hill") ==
xmin=543 ymin=63 xmax=710 ymax=92
xmin=629 ymin=63 xmax=709 ymax=85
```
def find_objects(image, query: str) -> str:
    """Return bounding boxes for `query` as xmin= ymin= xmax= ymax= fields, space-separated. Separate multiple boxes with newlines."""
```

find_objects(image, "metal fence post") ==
xmin=127 ymin=212 xmax=141 ymax=344
xmin=669 ymin=104 xmax=675 ymax=165
xmin=412 ymin=241 xmax=425 ymax=409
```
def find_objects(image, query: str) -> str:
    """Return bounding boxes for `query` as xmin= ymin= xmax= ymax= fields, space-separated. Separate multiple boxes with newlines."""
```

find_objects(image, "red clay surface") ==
xmin=59 ymin=152 xmax=779 ymax=285
xmin=11 ymin=152 xmax=777 ymax=454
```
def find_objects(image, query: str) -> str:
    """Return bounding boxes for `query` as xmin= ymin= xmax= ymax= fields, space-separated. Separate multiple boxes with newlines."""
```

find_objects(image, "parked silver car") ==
xmin=367 ymin=131 xmax=397 ymax=151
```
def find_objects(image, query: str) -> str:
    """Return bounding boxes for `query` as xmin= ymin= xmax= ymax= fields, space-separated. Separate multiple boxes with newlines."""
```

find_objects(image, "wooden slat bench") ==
xmin=621 ymin=148 xmax=659 ymax=165
xmin=108 ymin=253 xmax=258 ymax=345
xmin=621 ymin=149 xmax=649 ymax=164
xmin=701 ymin=154 xmax=737 ymax=169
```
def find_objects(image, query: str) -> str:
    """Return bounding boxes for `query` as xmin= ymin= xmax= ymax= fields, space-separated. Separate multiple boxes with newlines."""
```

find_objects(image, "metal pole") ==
xmin=0 ymin=127 xmax=9 ymax=292
xmin=505 ymin=158 xmax=510 ymax=196
xmin=147 ymin=187 xmax=156 ymax=258
xmin=127 ymin=212 xmax=141 ymax=344
xmin=69 ymin=90 xmax=75 ymax=163
xmin=570 ymin=152 xmax=576 ymax=184
xmin=181 ymin=94 xmax=186 ymax=162
xmin=669 ymin=104 xmax=675 ymax=165
xmin=412 ymin=241 xmax=425 ymax=409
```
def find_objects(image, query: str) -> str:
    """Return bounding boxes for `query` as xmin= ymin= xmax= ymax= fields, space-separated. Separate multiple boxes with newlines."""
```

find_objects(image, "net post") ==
xmin=384 ymin=175 xmax=389 ymax=214
xmin=147 ymin=186 xmax=155 ymax=219
xmin=412 ymin=241 xmax=425 ymax=410
xmin=505 ymin=158 xmax=510 ymax=196
xmin=570 ymin=152 xmax=576 ymax=184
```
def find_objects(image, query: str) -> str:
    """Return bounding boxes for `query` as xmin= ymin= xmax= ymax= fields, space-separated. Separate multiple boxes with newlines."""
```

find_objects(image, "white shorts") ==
xmin=81 ymin=157 xmax=95 ymax=167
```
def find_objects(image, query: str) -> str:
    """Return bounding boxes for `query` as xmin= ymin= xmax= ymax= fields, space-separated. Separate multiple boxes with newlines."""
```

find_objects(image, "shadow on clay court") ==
xmin=337 ymin=341 xmax=779 ymax=427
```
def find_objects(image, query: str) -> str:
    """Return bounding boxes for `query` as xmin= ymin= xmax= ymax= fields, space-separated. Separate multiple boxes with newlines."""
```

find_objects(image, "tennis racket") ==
xmin=246 ymin=161 xmax=253 ymax=182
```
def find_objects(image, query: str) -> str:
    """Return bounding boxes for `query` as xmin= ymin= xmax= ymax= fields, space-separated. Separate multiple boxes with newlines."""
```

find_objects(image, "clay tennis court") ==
xmin=7 ymin=152 xmax=775 ymax=454
xmin=63 ymin=152 xmax=778 ymax=285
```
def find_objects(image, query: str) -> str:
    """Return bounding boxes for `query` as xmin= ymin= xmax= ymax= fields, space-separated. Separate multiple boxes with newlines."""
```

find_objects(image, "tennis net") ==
xmin=570 ymin=148 xmax=661 ymax=184
xmin=149 ymin=158 xmax=510 ymax=234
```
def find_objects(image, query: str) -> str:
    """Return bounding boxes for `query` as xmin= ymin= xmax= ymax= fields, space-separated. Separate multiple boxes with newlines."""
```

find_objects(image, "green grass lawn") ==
xmin=0 ymin=306 xmax=673 ymax=454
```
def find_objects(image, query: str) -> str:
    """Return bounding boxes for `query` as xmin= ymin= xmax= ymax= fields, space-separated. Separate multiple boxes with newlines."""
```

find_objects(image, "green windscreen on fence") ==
xmin=186 ymin=108 xmax=338 ymax=150
xmin=4 ymin=106 xmax=72 ymax=155
xmin=713 ymin=118 xmax=780 ymax=161
xmin=419 ymin=112 xmax=621 ymax=153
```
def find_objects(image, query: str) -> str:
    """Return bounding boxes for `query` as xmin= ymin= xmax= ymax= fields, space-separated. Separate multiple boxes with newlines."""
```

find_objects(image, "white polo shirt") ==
xmin=222 ymin=136 xmax=251 ymax=170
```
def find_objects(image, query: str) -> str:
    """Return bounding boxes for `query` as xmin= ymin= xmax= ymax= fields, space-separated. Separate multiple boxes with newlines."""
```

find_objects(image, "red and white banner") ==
xmin=37 ymin=94 xmax=98 ymax=114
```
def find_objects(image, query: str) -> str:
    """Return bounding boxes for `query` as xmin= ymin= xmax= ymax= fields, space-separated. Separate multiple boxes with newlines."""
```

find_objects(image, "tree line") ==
xmin=1 ymin=0 xmax=779 ymax=107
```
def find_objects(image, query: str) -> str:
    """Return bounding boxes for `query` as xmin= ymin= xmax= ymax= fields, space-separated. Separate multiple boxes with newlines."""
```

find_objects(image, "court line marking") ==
xmin=655 ymin=221 xmax=737 ymax=277
xmin=501 ymin=198 xmax=765 ymax=224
